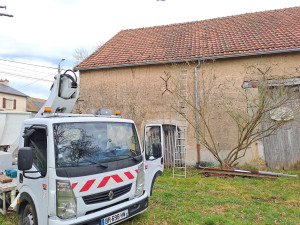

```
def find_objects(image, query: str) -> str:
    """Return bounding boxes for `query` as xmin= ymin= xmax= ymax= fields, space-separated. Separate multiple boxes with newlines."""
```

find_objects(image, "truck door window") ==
xmin=24 ymin=128 xmax=47 ymax=172
xmin=145 ymin=126 xmax=161 ymax=159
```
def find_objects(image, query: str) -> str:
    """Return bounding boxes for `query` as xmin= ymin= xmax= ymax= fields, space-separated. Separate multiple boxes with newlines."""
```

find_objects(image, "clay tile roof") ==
xmin=26 ymin=97 xmax=46 ymax=113
xmin=77 ymin=7 xmax=300 ymax=70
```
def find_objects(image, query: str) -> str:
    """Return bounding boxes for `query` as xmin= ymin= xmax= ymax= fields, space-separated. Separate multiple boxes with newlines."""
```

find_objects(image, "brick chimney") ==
xmin=0 ymin=79 xmax=9 ymax=86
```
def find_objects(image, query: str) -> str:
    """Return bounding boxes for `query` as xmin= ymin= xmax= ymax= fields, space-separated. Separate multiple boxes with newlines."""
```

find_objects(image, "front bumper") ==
xmin=48 ymin=192 xmax=148 ymax=225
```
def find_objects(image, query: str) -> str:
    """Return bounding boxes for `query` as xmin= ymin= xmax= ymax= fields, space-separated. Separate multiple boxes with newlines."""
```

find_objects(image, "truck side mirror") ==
xmin=22 ymin=128 xmax=35 ymax=139
xmin=152 ymin=143 xmax=162 ymax=158
xmin=18 ymin=147 xmax=33 ymax=171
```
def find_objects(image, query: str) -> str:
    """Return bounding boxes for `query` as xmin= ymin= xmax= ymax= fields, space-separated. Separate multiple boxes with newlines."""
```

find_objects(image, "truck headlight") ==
xmin=56 ymin=180 xmax=77 ymax=219
xmin=135 ymin=163 xmax=145 ymax=197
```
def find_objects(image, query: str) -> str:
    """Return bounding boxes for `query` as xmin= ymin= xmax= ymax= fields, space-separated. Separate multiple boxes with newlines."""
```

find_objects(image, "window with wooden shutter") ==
xmin=2 ymin=98 xmax=6 ymax=108
xmin=4 ymin=99 xmax=13 ymax=109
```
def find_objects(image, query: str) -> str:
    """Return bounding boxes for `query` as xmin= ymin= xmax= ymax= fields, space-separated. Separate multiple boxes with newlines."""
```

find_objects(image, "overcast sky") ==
xmin=0 ymin=0 xmax=299 ymax=99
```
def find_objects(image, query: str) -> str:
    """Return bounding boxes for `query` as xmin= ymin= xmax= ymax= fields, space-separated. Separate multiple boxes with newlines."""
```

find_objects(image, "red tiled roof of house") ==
xmin=77 ymin=7 xmax=300 ymax=70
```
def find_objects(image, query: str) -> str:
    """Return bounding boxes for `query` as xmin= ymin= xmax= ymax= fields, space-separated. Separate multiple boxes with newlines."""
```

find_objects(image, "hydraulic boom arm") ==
xmin=36 ymin=70 xmax=79 ymax=117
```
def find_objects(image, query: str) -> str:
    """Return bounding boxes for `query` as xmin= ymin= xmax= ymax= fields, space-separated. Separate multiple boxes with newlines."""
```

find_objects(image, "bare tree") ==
xmin=173 ymin=62 xmax=300 ymax=168
xmin=223 ymin=67 xmax=299 ymax=167
xmin=73 ymin=48 xmax=90 ymax=65
xmin=73 ymin=42 xmax=104 ymax=65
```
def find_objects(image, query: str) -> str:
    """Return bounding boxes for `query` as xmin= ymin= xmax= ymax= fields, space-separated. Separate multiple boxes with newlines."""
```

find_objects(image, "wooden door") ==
xmin=263 ymin=86 xmax=300 ymax=169
xmin=264 ymin=120 xmax=300 ymax=169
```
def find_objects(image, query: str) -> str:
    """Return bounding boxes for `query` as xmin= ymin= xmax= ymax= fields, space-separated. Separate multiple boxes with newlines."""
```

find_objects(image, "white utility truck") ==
xmin=13 ymin=70 xmax=164 ymax=225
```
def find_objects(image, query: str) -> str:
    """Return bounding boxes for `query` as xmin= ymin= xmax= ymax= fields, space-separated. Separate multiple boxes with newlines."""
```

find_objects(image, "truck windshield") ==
xmin=53 ymin=122 xmax=141 ymax=168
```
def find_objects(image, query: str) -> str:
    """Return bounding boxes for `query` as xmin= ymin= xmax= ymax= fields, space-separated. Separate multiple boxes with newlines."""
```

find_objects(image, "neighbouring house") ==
xmin=0 ymin=79 xmax=27 ymax=111
xmin=0 ymin=79 xmax=46 ymax=114
xmin=27 ymin=97 xmax=46 ymax=116
xmin=0 ymin=80 xmax=46 ymax=152
xmin=76 ymin=7 xmax=300 ymax=169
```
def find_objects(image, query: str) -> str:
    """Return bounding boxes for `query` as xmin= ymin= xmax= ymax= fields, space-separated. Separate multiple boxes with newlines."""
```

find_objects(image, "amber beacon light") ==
xmin=44 ymin=107 xmax=52 ymax=112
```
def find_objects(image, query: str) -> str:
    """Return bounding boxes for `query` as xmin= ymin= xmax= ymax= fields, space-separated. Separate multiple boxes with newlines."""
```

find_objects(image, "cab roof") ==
xmin=23 ymin=114 xmax=134 ymax=126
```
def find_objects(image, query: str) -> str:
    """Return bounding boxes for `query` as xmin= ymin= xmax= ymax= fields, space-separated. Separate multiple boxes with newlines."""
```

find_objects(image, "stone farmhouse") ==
xmin=76 ymin=7 xmax=300 ymax=169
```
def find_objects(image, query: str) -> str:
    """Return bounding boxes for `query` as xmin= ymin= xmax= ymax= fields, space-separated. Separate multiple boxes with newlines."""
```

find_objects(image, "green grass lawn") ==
xmin=0 ymin=169 xmax=299 ymax=225
xmin=122 ymin=169 xmax=300 ymax=225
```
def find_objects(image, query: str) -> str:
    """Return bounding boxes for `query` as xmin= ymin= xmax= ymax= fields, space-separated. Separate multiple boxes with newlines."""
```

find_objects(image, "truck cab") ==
xmin=17 ymin=115 xmax=164 ymax=225
xmin=15 ymin=71 xmax=164 ymax=225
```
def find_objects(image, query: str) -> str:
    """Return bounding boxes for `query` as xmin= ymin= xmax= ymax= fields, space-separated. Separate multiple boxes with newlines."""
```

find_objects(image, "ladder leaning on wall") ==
xmin=173 ymin=68 xmax=188 ymax=178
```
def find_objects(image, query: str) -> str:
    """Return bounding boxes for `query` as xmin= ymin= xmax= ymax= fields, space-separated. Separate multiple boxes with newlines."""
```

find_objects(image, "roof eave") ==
xmin=76 ymin=48 xmax=300 ymax=71
xmin=0 ymin=91 xmax=28 ymax=98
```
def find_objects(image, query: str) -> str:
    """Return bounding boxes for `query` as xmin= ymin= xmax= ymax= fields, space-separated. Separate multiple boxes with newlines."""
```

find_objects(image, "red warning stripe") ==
xmin=80 ymin=179 xmax=96 ymax=192
xmin=74 ymin=170 xmax=137 ymax=193
xmin=97 ymin=176 xmax=110 ymax=188
xmin=111 ymin=174 xmax=123 ymax=183
xmin=124 ymin=171 xmax=135 ymax=180
xmin=72 ymin=183 xmax=78 ymax=189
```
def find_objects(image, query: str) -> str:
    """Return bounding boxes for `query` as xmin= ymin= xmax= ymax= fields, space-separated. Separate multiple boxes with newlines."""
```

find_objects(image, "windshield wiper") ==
xmin=80 ymin=160 xmax=108 ymax=168
xmin=130 ymin=155 xmax=141 ymax=162
xmin=98 ymin=153 xmax=141 ymax=162
xmin=106 ymin=148 xmax=141 ymax=161
xmin=112 ymin=154 xmax=141 ymax=162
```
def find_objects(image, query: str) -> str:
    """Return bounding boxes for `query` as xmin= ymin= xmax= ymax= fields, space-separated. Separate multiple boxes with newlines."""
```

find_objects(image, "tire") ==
xmin=19 ymin=203 xmax=38 ymax=225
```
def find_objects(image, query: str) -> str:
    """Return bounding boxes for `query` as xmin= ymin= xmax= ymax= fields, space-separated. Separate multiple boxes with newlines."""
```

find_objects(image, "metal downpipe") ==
xmin=195 ymin=60 xmax=201 ymax=164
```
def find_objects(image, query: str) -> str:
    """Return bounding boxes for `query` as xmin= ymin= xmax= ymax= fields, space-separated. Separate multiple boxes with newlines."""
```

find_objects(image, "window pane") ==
xmin=5 ymin=99 xmax=13 ymax=109
xmin=145 ymin=126 xmax=161 ymax=157
xmin=53 ymin=122 xmax=141 ymax=168
xmin=25 ymin=129 xmax=47 ymax=172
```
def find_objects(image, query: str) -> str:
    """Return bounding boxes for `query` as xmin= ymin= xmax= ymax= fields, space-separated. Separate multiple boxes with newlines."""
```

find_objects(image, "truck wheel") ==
xmin=20 ymin=203 xmax=38 ymax=225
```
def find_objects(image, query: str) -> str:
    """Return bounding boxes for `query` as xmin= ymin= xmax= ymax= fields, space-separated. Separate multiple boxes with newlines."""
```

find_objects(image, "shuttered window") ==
xmin=2 ymin=98 xmax=16 ymax=109
xmin=2 ymin=98 xmax=6 ymax=108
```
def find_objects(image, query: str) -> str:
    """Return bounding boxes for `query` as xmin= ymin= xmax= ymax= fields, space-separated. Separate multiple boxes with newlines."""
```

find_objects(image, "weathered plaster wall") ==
xmin=77 ymin=52 xmax=300 ymax=167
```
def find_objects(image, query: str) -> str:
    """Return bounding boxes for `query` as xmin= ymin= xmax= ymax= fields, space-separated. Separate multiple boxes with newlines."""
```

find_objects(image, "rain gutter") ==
xmin=76 ymin=48 xmax=300 ymax=71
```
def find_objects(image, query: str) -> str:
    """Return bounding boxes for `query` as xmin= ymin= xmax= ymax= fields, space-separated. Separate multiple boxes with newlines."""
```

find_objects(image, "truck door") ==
xmin=143 ymin=124 xmax=164 ymax=197
xmin=19 ymin=126 xmax=48 ymax=224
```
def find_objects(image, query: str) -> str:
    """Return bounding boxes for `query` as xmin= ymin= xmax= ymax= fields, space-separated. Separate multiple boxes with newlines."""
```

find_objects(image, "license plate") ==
xmin=101 ymin=209 xmax=129 ymax=225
